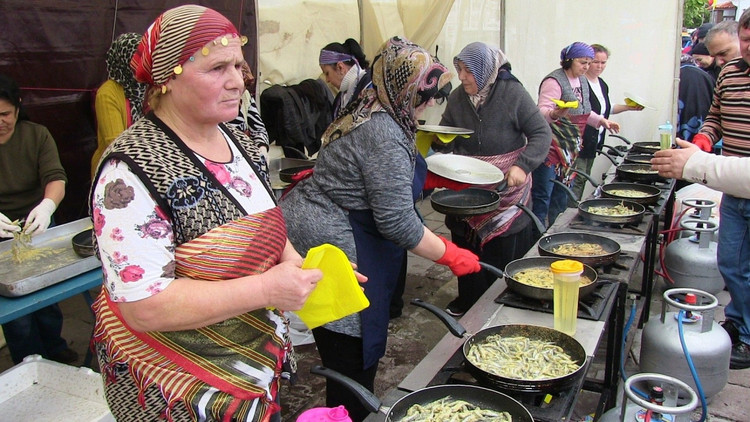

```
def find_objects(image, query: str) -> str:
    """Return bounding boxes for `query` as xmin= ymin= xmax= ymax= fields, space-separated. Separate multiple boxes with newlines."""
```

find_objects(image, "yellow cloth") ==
xmin=91 ymin=80 xmax=129 ymax=178
xmin=415 ymin=130 xmax=469 ymax=157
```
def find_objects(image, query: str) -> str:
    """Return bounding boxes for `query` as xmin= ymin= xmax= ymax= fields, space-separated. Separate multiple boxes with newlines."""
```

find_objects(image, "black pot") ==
xmin=72 ymin=229 xmax=95 ymax=258
xmin=537 ymin=232 xmax=621 ymax=268
xmin=310 ymin=366 xmax=533 ymax=421
xmin=578 ymin=198 xmax=646 ymax=225
xmin=499 ymin=256 xmax=599 ymax=301
xmin=410 ymin=300 xmax=588 ymax=394
xmin=600 ymin=182 xmax=661 ymax=205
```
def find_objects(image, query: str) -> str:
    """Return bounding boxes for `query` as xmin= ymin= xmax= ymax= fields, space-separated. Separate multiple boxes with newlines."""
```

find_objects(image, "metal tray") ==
xmin=0 ymin=218 xmax=101 ymax=297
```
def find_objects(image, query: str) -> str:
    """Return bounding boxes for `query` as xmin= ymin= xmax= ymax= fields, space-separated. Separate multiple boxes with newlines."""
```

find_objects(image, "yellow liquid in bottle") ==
xmin=660 ymin=132 xmax=672 ymax=150
xmin=553 ymin=274 xmax=580 ymax=336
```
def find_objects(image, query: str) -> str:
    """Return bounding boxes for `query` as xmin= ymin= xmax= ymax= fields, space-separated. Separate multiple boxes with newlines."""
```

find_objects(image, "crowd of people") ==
xmin=4 ymin=3 xmax=750 ymax=420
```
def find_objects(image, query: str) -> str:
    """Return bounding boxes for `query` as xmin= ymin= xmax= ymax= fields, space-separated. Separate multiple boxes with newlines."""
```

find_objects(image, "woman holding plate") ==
xmin=434 ymin=42 xmax=552 ymax=316
xmin=532 ymin=41 xmax=620 ymax=228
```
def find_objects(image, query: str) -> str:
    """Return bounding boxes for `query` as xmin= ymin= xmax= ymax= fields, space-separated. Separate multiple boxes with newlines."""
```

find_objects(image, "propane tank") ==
xmin=676 ymin=198 xmax=717 ymax=241
xmin=663 ymin=218 xmax=723 ymax=294
xmin=598 ymin=373 xmax=698 ymax=422
xmin=640 ymin=288 xmax=731 ymax=400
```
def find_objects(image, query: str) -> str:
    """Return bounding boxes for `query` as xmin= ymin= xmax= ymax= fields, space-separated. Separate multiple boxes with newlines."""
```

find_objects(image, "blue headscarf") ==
xmin=560 ymin=42 xmax=594 ymax=61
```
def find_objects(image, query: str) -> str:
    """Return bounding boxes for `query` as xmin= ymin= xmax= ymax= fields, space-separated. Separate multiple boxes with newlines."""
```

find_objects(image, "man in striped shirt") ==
xmin=691 ymin=9 xmax=750 ymax=370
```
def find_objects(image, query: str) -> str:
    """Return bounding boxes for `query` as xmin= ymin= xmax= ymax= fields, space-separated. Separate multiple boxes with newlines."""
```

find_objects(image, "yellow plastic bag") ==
xmin=415 ymin=131 xmax=468 ymax=157
xmin=295 ymin=244 xmax=369 ymax=329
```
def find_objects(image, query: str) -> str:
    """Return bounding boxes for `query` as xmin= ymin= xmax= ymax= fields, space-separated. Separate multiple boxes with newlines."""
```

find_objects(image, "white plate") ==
xmin=417 ymin=125 xmax=474 ymax=135
xmin=623 ymin=92 xmax=655 ymax=110
xmin=425 ymin=153 xmax=504 ymax=185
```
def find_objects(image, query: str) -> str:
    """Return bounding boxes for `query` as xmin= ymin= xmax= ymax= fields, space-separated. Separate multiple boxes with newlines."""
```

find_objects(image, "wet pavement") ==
xmin=1 ymin=198 xmax=747 ymax=421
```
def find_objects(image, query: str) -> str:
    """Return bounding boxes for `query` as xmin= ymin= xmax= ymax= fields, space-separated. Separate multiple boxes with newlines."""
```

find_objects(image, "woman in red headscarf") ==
xmin=89 ymin=5 xmax=331 ymax=421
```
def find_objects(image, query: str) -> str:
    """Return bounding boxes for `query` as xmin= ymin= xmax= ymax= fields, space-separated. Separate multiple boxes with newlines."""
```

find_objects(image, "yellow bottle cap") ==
xmin=550 ymin=259 xmax=583 ymax=274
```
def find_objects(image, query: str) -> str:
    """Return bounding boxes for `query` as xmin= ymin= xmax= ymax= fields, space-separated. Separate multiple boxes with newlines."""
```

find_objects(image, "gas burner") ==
xmin=495 ymin=280 xmax=620 ymax=321
xmin=429 ymin=351 xmax=592 ymax=422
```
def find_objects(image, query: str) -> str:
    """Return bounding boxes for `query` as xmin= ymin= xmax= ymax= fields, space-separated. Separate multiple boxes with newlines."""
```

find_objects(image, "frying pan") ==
xmin=279 ymin=163 xmax=315 ymax=183
xmin=600 ymin=182 xmax=661 ymax=205
xmin=311 ymin=365 xmax=533 ymax=421
xmin=623 ymin=153 xmax=654 ymax=164
xmin=429 ymin=179 xmax=508 ymax=216
xmin=493 ymin=256 xmax=599 ymax=301
xmin=411 ymin=299 xmax=588 ymax=394
xmin=629 ymin=141 xmax=661 ymax=154
xmin=577 ymin=197 xmax=646 ymax=225
xmin=615 ymin=163 xmax=665 ymax=184
xmin=537 ymin=232 xmax=621 ymax=268
xmin=72 ymin=229 xmax=95 ymax=258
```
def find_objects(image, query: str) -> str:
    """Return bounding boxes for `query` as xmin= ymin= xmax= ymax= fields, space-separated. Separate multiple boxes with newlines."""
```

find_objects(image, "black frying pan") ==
xmin=578 ymin=198 xmax=646 ymax=225
xmin=411 ymin=299 xmax=588 ymax=394
xmin=615 ymin=163 xmax=665 ymax=184
xmin=600 ymin=182 xmax=661 ymax=205
xmin=623 ymin=153 xmax=654 ymax=164
xmin=311 ymin=366 xmax=533 ymax=421
xmin=537 ymin=232 xmax=621 ymax=268
xmin=72 ymin=229 xmax=95 ymax=257
xmin=629 ymin=141 xmax=661 ymax=154
xmin=499 ymin=256 xmax=599 ymax=301
xmin=429 ymin=179 xmax=508 ymax=216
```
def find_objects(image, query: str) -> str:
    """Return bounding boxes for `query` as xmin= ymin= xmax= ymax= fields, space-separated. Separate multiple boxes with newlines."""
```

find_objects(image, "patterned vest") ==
xmin=92 ymin=113 xmax=273 ymax=246
xmin=543 ymin=68 xmax=592 ymax=115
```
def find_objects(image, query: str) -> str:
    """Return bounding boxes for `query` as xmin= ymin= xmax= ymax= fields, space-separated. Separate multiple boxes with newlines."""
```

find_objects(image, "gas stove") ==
xmin=495 ymin=279 xmax=620 ymax=321
xmin=426 ymin=343 xmax=593 ymax=422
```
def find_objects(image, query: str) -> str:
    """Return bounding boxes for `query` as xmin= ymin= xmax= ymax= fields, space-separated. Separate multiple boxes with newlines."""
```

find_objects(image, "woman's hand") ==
xmin=550 ymin=107 xmax=569 ymax=121
xmin=650 ymin=139 xmax=698 ymax=180
xmin=505 ymin=165 xmax=527 ymax=187
xmin=261 ymin=259 xmax=323 ymax=311
xmin=602 ymin=118 xmax=620 ymax=134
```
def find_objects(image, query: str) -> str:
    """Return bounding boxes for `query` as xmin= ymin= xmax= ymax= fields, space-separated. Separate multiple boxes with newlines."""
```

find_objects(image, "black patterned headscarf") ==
xmin=321 ymin=36 xmax=451 ymax=147
xmin=106 ymin=33 xmax=148 ymax=121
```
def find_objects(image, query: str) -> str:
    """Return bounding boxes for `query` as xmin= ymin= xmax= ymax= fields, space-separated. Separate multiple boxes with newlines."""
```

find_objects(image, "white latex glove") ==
xmin=0 ymin=211 xmax=21 ymax=238
xmin=24 ymin=198 xmax=57 ymax=237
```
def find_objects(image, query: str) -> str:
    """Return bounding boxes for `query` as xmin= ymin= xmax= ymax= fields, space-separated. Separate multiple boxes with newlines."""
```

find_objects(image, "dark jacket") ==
xmin=580 ymin=78 xmax=611 ymax=159
xmin=260 ymin=79 xmax=333 ymax=157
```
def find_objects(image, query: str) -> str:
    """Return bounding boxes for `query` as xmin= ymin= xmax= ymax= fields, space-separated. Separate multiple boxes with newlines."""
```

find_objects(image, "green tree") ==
xmin=684 ymin=0 xmax=711 ymax=29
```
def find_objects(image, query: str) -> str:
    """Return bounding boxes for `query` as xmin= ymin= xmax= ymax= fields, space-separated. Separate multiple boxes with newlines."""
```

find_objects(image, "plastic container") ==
xmin=295 ymin=244 xmax=370 ymax=329
xmin=551 ymin=259 xmax=583 ymax=336
xmin=296 ymin=405 xmax=352 ymax=422
xmin=0 ymin=355 xmax=114 ymax=421
xmin=659 ymin=121 xmax=673 ymax=150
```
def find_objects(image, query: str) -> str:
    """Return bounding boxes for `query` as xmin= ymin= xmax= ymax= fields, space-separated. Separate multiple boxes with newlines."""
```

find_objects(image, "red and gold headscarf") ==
xmin=322 ymin=36 xmax=452 ymax=147
xmin=131 ymin=5 xmax=243 ymax=89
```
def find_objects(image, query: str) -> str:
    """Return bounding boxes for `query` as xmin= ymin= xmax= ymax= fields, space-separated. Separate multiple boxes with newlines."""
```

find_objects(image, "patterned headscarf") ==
xmin=321 ymin=36 xmax=451 ymax=147
xmin=107 ymin=33 xmax=148 ymax=121
xmin=131 ymin=5 xmax=241 ymax=89
xmin=560 ymin=42 xmax=595 ymax=61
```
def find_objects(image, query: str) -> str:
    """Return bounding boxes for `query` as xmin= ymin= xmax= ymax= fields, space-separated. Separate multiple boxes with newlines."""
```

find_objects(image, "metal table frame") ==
xmin=0 ymin=269 xmax=103 ymax=366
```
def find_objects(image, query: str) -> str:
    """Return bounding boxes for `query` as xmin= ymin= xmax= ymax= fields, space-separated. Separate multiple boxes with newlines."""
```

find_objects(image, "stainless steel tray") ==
xmin=0 ymin=218 xmax=101 ymax=297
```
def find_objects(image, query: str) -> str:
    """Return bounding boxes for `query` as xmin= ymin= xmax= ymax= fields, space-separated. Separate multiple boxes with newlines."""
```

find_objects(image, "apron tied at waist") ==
xmin=93 ymin=206 xmax=289 ymax=422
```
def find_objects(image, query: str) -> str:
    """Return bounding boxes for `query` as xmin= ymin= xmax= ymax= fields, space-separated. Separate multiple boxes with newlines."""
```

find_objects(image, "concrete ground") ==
xmin=1 ymin=198 xmax=748 ymax=421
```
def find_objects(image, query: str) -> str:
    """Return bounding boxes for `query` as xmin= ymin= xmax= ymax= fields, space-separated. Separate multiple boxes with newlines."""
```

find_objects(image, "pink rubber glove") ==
xmin=435 ymin=236 xmax=481 ymax=276
xmin=692 ymin=134 xmax=713 ymax=152
xmin=423 ymin=171 xmax=471 ymax=191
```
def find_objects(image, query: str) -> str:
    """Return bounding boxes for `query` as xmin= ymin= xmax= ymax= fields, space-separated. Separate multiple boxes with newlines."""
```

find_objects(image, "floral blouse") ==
xmin=92 ymin=135 xmax=276 ymax=302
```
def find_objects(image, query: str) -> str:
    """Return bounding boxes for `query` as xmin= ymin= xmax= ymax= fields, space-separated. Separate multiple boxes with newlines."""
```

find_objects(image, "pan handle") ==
xmin=478 ymin=261 xmax=505 ymax=279
xmin=550 ymin=178 xmax=579 ymax=204
xmin=595 ymin=150 xmax=620 ymax=166
xmin=311 ymin=365 xmax=382 ymax=413
xmin=598 ymin=143 xmax=624 ymax=157
xmin=410 ymin=298 xmax=467 ymax=337
xmin=608 ymin=133 xmax=632 ymax=145
xmin=569 ymin=168 xmax=599 ymax=188
xmin=515 ymin=203 xmax=546 ymax=236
